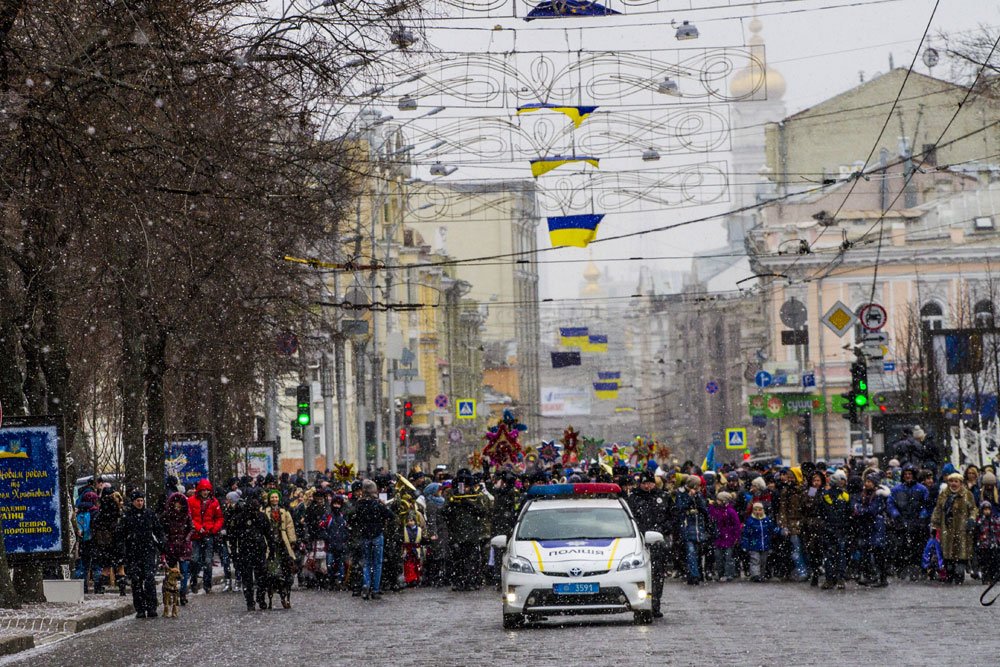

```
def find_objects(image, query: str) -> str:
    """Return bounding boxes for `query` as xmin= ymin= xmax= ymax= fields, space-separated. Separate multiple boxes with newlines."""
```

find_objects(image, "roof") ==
xmin=524 ymin=498 xmax=625 ymax=511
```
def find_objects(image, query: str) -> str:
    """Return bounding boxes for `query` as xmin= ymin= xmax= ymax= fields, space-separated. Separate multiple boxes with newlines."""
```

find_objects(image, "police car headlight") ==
xmin=617 ymin=554 xmax=646 ymax=571
xmin=507 ymin=556 xmax=535 ymax=574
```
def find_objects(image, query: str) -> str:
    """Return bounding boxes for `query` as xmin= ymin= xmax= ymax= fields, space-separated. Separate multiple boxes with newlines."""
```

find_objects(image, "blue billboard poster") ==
xmin=164 ymin=435 xmax=210 ymax=489
xmin=0 ymin=415 xmax=68 ymax=561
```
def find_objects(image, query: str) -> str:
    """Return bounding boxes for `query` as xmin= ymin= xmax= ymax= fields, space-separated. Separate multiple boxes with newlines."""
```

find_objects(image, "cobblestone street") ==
xmin=3 ymin=579 xmax=998 ymax=667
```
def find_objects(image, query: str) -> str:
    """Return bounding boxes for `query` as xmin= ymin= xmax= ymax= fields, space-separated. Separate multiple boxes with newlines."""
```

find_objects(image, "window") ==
xmin=974 ymin=300 xmax=995 ymax=328
xmin=516 ymin=507 xmax=635 ymax=541
xmin=920 ymin=302 xmax=944 ymax=330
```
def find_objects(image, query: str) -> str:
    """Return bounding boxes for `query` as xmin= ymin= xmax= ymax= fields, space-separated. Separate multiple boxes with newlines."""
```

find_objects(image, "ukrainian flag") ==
xmin=530 ymin=155 xmax=599 ymax=178
xmin=559 ymin=327 xmax=589 ymax=348
xmin=597 ymin=371 xmax=620 ymax=386
xmin=517 ymin=104 xmax=599 ymax=128
xmin=582 ymin=335 xmax=608 ymax=353
xmin=593 ymin=382 xmax=619 ymax=400
xmin=547 ymin=214 xmax=603 ymax=248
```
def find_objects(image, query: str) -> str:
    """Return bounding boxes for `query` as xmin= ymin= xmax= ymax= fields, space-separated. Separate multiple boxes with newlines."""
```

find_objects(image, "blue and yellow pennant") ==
xmin=593 ymin=382 xmax=619 ymax=400
xmin=559 ymin=327 xmax=589 ymax=348
xmin=530 ymin=155 xmax=599 ymax=178
xmin=582 ymin=335 xmax=608 ymax=353
xmin=517 ymin=103 xmax=599 ymax=128
xmin=547 ymin=214 xmax=603 ymax=248
xmin=597 ymin=371 xmax=620 ymax=386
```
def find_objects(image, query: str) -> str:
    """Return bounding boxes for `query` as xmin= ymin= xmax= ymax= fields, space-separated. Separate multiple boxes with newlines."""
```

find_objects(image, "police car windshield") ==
xmin=516 ymin=508 xmax=635 ymax=541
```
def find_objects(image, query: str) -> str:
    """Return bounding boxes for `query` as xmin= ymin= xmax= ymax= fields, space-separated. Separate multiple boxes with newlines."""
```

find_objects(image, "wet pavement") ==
xmin=2 ymin=579 xmax=998 ymax=666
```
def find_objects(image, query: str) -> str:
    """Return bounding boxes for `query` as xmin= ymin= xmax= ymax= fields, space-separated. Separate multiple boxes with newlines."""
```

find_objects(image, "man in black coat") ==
xmin=115 ymin=490 xmax=165 ymax=618
xmin=229 ymin=489 xmax=273 ymax=610
xmin=626 ymin=472 xmax=669 ymax=617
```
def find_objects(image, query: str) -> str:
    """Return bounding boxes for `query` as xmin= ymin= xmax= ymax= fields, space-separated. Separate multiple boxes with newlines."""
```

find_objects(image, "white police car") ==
xmin=491 ymin=483 xmax=663 ymax=628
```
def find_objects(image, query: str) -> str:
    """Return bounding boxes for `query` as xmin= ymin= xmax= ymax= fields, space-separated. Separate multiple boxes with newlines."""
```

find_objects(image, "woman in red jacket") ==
xmin=187 ymin=479 xmax=224 ymax=593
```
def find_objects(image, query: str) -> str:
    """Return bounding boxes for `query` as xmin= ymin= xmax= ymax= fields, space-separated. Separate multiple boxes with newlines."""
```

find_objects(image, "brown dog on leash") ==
xmin=162 ymin=566 xmax=181 ymax=618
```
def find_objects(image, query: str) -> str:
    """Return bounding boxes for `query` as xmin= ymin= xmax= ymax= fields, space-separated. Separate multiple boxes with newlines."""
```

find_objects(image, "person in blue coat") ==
xmin=740 ymin=502 xmax=780 ymax=582
xmin=853 ymin=473 xmax=890 ymax=587
xmin=674 ymin=476 xmax=710 ymax=585
xmin=887 ymin=464 xmax=930 ymax=579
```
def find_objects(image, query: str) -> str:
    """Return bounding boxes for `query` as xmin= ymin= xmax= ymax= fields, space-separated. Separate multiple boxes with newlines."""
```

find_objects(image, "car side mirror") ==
xmin=490 ymin=535 xmax=508 ymax=549
xmin=644 ymin=531 xmax=664 ymax=545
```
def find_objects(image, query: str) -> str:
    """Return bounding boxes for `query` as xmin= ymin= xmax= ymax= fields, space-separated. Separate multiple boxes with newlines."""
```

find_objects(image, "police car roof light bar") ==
xmin=526 ymin=483 xmax=622 ymax=497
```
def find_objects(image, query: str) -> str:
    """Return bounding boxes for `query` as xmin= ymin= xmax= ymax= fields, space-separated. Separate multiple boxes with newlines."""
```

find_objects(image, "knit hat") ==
xmin=225 ymin=491 xmax=242 ymax=504
xmin=685 ymin=475 xmax=702 ymax=489
xmin=888 ymin=458 xmax=900 ymax=468
xmin=981 ymin=501 xmax=993 ymax=509
xmin=751 ymin=476 xmax=767 ymax=491
xmin=716 ymin=491 xmax=732 ymax=504
xmin=983 ymin=472 xmax=998 ymax=486
xmin=129 ymin=489 xmax=145 ymax=501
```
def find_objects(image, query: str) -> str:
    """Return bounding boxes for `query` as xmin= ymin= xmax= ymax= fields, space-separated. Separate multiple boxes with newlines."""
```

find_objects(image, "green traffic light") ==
xmin=854 ymin=394 xmax=868 ymax=407
xmin=297 ymin=412 xmax=310 ymax=426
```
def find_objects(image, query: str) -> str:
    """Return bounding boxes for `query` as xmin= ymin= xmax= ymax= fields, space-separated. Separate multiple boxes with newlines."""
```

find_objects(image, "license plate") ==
xmin=553 ymin=582 xmax=599 ymax=595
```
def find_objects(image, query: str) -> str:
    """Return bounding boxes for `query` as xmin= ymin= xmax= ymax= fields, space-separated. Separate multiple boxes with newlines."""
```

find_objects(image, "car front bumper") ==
xmin=501 ymin=568 xmax=652 ymax=616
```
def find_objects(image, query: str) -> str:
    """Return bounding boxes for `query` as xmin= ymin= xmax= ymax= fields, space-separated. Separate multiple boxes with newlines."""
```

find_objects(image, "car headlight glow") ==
xmin=617 ymin=553 xmax=646 ymax=571
xmin=507 ymin=555 xmax=536 ymax=574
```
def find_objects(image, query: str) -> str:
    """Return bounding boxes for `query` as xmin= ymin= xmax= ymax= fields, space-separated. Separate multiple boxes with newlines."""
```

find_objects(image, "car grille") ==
xmin=545 ymin=570 xmax=610 ymax=578
xmin=526 ymin=586 xmax=627 ymax=608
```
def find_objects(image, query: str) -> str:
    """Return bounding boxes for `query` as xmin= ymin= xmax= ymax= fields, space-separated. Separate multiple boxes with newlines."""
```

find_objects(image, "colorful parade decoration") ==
xmin=560 ymin=426 xmax=580 ymax=465
xmin=481 ymin=409 xmax=527 ymax=468
xmin=468 ymin=449 xmax=484 ymax=470
xmin=581 ymin=436 xmax=605 ymax=463
xmin=537 ymin=439 xmax=560 ymax=464
xmin=629 ymin=436 xmax=656 ymax=467
xmin=333 ymin=460 xmax=356 ymax=483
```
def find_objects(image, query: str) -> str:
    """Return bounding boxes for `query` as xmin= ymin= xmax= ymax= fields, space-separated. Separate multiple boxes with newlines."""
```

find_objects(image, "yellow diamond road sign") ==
xmin=821 ymin=300 xmax=858 ymax=337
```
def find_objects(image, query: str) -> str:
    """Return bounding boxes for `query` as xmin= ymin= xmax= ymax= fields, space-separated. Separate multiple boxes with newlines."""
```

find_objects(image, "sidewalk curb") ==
xmin=67 ymin=602 xmax=135 ymax=633
xmin=0 ymin=634 xmax=34 ymax=657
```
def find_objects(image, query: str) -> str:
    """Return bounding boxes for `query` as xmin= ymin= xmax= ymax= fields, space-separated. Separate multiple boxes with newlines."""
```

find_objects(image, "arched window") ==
xmin=920 ymin=302 xmax=944 ymax=330
xmin=974 ymin=300 xmax=995 ymax=329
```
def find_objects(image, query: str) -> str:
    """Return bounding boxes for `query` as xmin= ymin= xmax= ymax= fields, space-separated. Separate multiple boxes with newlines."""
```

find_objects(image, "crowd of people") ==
xmin=72 ymin=444 xmax=1000 ymax=620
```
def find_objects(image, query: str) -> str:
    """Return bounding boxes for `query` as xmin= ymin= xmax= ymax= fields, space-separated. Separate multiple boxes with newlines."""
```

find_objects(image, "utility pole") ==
xmin=321 ymin=351 xmax=336 ymax=465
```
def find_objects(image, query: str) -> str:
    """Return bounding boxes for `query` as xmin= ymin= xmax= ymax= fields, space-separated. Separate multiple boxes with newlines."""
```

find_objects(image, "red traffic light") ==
xmin=742 ymin=451 xmax=751 ymax=461
xmin=403 ymin=401 xmax=413 ymax=418
xmin=398 ymin=427 xmax=407 ymax=443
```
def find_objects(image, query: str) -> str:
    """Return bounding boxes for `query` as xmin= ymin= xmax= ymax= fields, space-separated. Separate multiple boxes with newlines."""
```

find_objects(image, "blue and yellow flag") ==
xmin=517 ymin=103 xmax=599 ymax=128
xmin=582 ymin=335 xmax=608 ymax=353
xmin=701 ymin=441 xmax=717 ymax=472
xmin=593 ymin=382 xmax=619 ymax=400
xmin=524 ymin=0 xmax=620 ymax=21
xmin=530 ymin=155 xmax=599 ymax=178
xmin=597 ymin=371 xmax=620 ymax=386
xmin=559 ymin=327 xmax=589 ymax=348
xmin=547 ymin=214 xmax=603 ymax=248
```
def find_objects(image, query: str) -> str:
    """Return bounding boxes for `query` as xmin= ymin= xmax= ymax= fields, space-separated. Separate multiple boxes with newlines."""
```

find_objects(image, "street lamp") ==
xmin=642 ymin=148 xmax=661 ymax=162
xmin=398 ymin=95 xmax=417 ymax=111
xmin=430 ymin=162 xmax=458 ymax=176
xmin=390 ymin=29 xmax=418 ymax=49
xmin=674 ymin=20 xmax=699 ymax=40
xmin=657 ymin=77 xmax=681 ymax=96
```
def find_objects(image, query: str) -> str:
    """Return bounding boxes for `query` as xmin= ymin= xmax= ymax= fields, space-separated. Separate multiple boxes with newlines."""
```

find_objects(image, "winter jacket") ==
xmin=819 ymin=488 xmax=852 ymax=536
xmin=977 ymin=514 xmax=1000 ymax=550
xmin=740 ymin=515 xmax=778 ymax=552
xmin=887 ymin=481 xmax=930 ymax=528
xmin=742 ymin=490 xmax=773 ymax=521
xmin=442 ymin=492 xmax=489 ymax=544
xmin=188 ymin=480 xmax=224 ymax=538
xmin=160 ymin=492 xmax=194 ymax=561
xmin=90 ymin=499 xmax=123 ymax=565
xmin=851 ymin=489 xmax=889 ymax=548
xmin=627 ymin=488 xmax=669 ymax=535
xmin=774 ymin=483 xmax=804 ymax=536
xmin=263 ymin=505 xmax=297 ymax=559
xmin=674 ymin=490 xmax=710 ymax=543
xmin=931 ymin=486 xmax=977 ymax=561
xmin=708 ymin=503 xmax=742 ymax=549
xmin=353 ymin=497 xmax=394 ymax=540
xmin=115 ymin=505 xmax=165 ymax=566
xmin=229 ymin=501 xmax=271 ymax=564
xmin=323 ymin=511 xmax=349 ymax=553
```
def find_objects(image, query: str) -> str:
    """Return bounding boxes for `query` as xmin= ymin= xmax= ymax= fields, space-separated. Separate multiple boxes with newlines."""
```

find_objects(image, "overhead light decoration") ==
xmin=390 ymin=28 xmax=418 ymax=49
xmin=656 ymin=77 xmax=680 ymax=96
xmin=674 ymin=20 xmax=699 ymax=40
xmin=642 ymin=148 xmax=661 ymax=162
xmin=430 ymin=162 xmax=457 ymax=176
xmin=398 ymin=95 xmax=417 ymax=111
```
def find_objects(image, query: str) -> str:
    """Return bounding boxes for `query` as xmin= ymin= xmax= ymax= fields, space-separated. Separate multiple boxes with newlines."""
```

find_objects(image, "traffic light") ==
xmin=403 ymin=401 xmax=413 ymax=426
xmin=290 ymin=420 xmax=303 ymax=441
xmin=398 ymin=427 xmax=407 ymax=447
xmin=851 ymin=361 xmax=869 ymax=409
xmin=296 ymin=384 xmax=311 ymax=427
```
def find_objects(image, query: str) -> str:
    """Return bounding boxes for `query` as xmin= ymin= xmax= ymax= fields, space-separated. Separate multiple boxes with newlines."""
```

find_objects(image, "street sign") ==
xmin=395 ymin=368 xmax=418 ymax=379
xmin=448 ymin=428 xmax=463 ymax=443
xmin=780 ymin=298 xmax=808 ymax=329
xmin=858 ymin=303 xmax=887 ymax=331
xmin=821 ymin=301 xmax=857 ymax=338
xmin=706 ymin=381 xmax=720 ymax=395
xmin=434 ymin=394 xmax=449 ymax=409
xmin=456 ymin=399 xmax=477 ymax=420
xmin=883 ymin=361 xmax=896 ymax=372
xmin=725 ymin=428 xmax=747 ymax=450
xmin=861 ymin=331 xmax=889 ymax=344
xmin=802 ymin=372 xmax=816 ymax=388
xmin=754 ymin=371 xmax=772 ymax=388
xmin=400 ymin=347 xmax=416 ymax=366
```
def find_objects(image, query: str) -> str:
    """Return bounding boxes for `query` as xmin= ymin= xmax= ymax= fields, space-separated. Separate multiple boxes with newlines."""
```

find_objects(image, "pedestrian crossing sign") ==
xmin=725 ymin=427 xmax=747 ymax=450
xmin=456 ymin=399 xmax=476 ymax=420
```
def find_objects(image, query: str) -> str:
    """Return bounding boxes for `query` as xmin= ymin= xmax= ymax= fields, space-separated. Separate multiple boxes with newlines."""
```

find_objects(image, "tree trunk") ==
xmin=119 ymin=282 xmax=147 ymax=494
xmin=0 ymin=535 xmax=22 ymax=609
xmin=144 ymin=319 xmax=167 ymax=508
xmin=0 ymin=259 xmax=25 ymax=417
xmin=11 ymin=564 xmax=44 ymax=604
